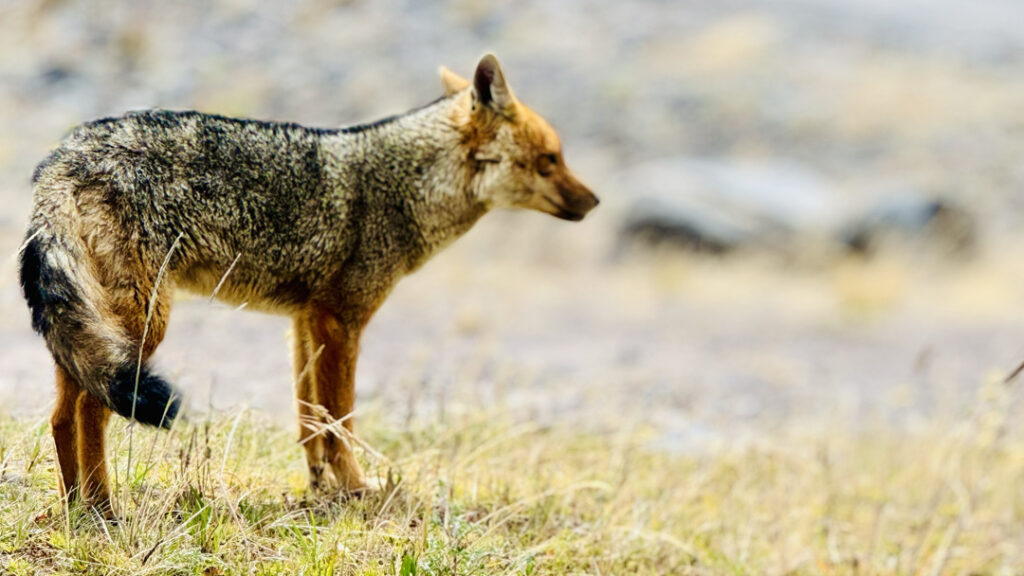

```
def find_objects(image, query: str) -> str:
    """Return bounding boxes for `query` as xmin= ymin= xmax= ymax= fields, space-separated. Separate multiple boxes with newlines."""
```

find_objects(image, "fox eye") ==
xmin=537 ymin=153 xmax=558 ymax=176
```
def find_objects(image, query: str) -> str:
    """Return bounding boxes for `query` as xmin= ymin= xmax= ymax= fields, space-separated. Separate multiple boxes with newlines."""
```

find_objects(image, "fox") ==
xmin=19 ymin=54 xmax=598 ymax=514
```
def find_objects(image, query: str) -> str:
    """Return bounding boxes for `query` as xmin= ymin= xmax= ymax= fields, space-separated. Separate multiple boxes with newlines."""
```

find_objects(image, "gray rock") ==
xmin=617 ymin=159 xmax=976 ymax=260
xmin=616 ymin=158 xmax=845 ymax=255
xmin=842 ymin=194 xmax=976 ymax=256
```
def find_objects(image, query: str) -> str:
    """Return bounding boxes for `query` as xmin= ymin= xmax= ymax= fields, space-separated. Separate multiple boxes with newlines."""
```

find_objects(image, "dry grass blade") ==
xmin=295 ymin=401 xmax=388 ymax=464
xmin=1003 ymin=360 xmax=1024 ymax=386
xmin=209 ymin=253 xmax=242 ymax=303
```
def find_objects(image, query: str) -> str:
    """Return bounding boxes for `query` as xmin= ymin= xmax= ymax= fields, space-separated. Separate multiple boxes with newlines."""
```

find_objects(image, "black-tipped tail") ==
xmin=109 ymin=364 xmax=181 ymax=429
xmin=20 ymin=227 xmax=183 ymax=429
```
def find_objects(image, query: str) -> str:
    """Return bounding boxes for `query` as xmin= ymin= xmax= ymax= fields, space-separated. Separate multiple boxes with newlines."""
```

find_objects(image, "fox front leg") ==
xmin=309 ymin=308 xmax=369 ymax=494
xmin=292 ymin=314 xmax=339 ymax=493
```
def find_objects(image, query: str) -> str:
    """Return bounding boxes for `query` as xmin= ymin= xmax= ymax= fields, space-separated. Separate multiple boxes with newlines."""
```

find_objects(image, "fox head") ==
xmin=441 ymin=54 xmax=599 ymax=222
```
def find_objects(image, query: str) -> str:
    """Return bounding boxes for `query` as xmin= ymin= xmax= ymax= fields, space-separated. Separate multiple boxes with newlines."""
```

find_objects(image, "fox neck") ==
xmin=324 ymin=96 xmax=488 ymax=270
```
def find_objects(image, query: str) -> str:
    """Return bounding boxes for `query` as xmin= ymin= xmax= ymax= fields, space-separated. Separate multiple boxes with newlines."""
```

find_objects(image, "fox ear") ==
xmin=439 ymin=66 xmax=470 ymax=96
xmin=473 ymin=53 xmax=516 ymax=116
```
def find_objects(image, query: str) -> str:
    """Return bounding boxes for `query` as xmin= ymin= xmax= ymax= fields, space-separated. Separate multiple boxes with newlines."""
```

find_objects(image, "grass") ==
xmin=1 ymin=373 xmax=1024 ymax=576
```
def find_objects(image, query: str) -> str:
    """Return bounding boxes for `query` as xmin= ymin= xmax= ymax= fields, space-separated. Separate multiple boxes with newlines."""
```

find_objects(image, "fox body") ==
xmin=20 ymin=55 xmax=597 ymax=511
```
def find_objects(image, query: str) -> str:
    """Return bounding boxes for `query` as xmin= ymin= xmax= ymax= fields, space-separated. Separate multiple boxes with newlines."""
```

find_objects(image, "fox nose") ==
xmin=582 ymin=193 xmax=599 ymax=211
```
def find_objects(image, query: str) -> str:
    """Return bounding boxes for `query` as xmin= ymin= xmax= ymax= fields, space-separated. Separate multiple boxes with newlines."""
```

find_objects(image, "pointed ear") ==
xmin=473 ymin=53 xmax=516 ymax=116
xmin=439 ymin=66 xmax=470 ymax=96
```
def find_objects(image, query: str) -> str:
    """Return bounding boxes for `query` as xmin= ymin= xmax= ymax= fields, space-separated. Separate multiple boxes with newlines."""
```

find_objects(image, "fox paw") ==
xmin=307 ymin=463 xmax=339 ymax=495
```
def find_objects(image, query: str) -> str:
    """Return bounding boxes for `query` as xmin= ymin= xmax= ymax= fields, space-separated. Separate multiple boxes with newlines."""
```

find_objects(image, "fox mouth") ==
xmin=542 ymin=196 xmax=587 ymax=221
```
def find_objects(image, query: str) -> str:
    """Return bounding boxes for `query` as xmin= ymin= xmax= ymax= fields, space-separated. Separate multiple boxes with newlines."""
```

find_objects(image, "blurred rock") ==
xmin=616 ymin=158 xmax=845 ymax=256
xmin=617 ymin=158 xmax=976 ymax=260
xmin=619 ymin=195 xmax=751 ymax=254
xmin=842 ymin=194 xmax=976 ymax=257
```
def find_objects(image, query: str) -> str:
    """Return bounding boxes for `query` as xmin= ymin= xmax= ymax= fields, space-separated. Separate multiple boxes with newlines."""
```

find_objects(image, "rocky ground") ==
xmin=1 ymin=0 xmax=1023 ymax=448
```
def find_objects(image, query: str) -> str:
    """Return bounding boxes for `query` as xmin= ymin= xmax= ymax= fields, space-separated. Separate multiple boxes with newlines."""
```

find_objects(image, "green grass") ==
xmin=1 ymin=383 xmax=1023 ymax=575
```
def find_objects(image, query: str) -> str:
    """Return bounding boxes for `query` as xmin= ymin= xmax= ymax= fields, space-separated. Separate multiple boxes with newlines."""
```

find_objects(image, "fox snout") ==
xmin=548 ymin=173 xmax=599 ymax=222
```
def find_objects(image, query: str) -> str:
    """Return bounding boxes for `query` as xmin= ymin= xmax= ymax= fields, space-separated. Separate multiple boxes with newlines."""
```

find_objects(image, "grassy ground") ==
xmin=2 ymin=372 xmax=1024 ymax=576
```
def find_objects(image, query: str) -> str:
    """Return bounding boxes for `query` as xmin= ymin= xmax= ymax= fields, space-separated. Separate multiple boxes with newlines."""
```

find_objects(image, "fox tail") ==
xmin=19 ymin=183 xmax=181 ymax=428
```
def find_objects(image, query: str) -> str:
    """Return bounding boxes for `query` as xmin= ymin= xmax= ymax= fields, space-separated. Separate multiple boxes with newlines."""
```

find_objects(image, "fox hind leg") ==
xmin=75 ymin=391 xmax=112 ymax=515
xmin=51 ymin=367 xmax=81 ymax=502
xmin=72 ymin=281 xmax=174 ymax=515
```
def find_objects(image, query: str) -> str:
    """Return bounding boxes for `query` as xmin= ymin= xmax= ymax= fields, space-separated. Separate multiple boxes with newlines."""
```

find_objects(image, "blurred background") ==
xmin=1 ymin=0 xmax=1023 ymax=448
